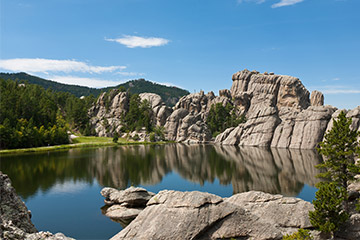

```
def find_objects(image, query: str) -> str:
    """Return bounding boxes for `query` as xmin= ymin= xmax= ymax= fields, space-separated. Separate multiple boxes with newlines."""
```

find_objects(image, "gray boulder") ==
xmin=100 ymin=186 xmax=155 ymax=207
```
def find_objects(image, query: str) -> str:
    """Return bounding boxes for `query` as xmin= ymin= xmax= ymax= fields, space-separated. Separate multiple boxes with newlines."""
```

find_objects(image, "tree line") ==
xmin=0 ymin=78 xmax=94 ymax=149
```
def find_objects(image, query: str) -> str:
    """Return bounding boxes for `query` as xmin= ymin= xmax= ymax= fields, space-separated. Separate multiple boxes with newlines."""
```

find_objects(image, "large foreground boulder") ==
xmin=110 ymin=190 xmax=314 ymax=240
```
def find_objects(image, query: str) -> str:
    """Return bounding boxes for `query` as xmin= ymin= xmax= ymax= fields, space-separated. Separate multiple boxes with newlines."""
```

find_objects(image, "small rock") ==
xmin=101 ymin=186 xmax=155 ymax=207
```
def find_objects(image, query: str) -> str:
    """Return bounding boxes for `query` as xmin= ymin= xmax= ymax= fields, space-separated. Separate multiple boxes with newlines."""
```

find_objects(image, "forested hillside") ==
xmin=0 ymin=72 xmax=189 ymax=106
xmin=106 ymin=79 xmax=189 ymax=106
xmin=0 ymin=72 xmax=100 ymax=97
xmin=0 ymin=78 xmax=94 ymax=149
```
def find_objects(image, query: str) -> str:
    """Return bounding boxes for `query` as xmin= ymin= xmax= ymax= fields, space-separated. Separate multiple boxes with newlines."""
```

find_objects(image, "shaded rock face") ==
xmin=110 ymin=190 xmax=314 ymax=240
xmin=89 ymin=90 xmax=171 ymax=137
xmin=0 ymin=171 xmax=74 ymax=240
xmin=0 ymin=171 xmax=37 ymax=239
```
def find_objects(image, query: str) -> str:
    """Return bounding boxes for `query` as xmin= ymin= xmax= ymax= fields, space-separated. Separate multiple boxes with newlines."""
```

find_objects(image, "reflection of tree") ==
xmin=0 ymin=145 xmax=322 ymax=200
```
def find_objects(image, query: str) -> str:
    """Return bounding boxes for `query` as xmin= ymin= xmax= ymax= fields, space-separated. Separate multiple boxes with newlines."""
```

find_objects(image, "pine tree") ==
xmin=309 ymin=111 xmax=360 ymax=236
xmin=317 ymin=111 xmax=360 ymax=191
xmin=309 ymin=182 xmax=349 ymax=236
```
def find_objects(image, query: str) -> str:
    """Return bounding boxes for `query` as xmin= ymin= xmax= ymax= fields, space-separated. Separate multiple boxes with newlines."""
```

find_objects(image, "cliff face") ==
xmin=88 ymin=69 xmax=360 ymax=149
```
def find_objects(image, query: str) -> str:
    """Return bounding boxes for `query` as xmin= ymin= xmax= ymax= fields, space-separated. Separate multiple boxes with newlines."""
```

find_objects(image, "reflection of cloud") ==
xmin=49 ymin=181 xmax=88 ymax=195
xmin=105 ymin=35 xmax=170 ymax=48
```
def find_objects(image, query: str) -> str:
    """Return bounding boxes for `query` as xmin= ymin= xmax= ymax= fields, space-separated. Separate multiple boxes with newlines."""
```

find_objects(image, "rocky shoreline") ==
xmin=89 ymin=69 xmax=360 ymax=149
xmin=2 ymin=170 xmax=360 ymax=239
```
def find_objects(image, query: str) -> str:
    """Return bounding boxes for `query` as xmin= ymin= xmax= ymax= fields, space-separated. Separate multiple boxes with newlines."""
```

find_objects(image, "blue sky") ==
xmin=0 ymin=0 xmax=359 ymax=109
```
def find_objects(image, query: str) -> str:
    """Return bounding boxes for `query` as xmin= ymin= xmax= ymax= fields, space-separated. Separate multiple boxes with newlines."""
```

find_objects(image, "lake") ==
xmin=0 ymin=144 xmax=322 ymax=239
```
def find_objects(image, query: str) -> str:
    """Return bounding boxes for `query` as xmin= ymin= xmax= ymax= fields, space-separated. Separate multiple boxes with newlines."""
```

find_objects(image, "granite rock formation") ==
xmin=0 ymin=171 xmax=74 ymax=240
xmin=88 ymin=69 xmax=360 ymax=148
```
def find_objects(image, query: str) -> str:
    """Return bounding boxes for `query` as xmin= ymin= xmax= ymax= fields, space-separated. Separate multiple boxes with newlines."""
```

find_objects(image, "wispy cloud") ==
xmin=316 ymin=85 xmax=360 ymax=94
xmin=0 ymin=58 xmax=126 ymax=74
xmin=105 ymin=35 xmax=170 ymax=48
xmin=271 ymin=0 xmax=304 ymax=8
xmin=237 ymin=0 xmax=304 ymax=8
xmin=49 ymin=75 xmax=125 ymax=88
xmin=237 ymin=0 xmax=266 ymax=4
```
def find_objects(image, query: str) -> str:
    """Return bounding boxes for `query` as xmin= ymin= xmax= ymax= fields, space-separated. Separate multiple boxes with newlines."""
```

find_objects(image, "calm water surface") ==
xmin=0 ymin=144 xmax=322 ymax=239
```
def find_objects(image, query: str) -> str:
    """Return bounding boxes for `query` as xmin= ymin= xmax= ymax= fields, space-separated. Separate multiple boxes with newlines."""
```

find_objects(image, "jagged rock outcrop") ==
xmin=89 ymin=90 xmax=129 ymax=137
xmin=110 ymin=190 xmax=314 ymax=240
xmin=0 ymin=171 xmax=73 ymax=240
xmin=89 ymin=90 xmax=171 ymax=137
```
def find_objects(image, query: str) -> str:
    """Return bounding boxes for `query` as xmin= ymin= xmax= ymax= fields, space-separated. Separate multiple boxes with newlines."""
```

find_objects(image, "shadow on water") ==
xmin=0 ymin=144 xmax=322 ymax=200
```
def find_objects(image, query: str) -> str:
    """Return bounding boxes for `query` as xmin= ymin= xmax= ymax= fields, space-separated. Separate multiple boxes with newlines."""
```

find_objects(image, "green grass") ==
xmin=0 ymin=136 xmax=168 ymax=155
xmin=71 ymin=136 xmax=113 ymax=144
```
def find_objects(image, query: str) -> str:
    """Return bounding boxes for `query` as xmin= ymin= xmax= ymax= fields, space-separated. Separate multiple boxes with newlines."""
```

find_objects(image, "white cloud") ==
xmin=0 ymin=58 xmax=126 ymax=74
xmin=50 ymin=75 xmax=125 ymax=88
xmin=271 ymin=0 xmax=304 ymax=8
xmin=106 ymin=35 xmax=170 ymax=48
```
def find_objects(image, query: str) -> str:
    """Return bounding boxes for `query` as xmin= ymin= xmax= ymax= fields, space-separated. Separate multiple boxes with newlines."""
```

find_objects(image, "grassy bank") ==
xmin=0 ymin=136 xmax=167 ymax=155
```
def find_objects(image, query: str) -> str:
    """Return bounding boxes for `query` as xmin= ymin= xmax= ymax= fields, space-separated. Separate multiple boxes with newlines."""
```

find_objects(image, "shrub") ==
xmin=282 ymin=229 xmax=312 ymax=240
xmin=149 ymin=132 xmax=156 ymax=142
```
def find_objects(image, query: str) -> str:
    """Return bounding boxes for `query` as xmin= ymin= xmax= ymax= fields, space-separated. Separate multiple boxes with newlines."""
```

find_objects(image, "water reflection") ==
xmin=0 ymin=144 xmax=322 ymax=200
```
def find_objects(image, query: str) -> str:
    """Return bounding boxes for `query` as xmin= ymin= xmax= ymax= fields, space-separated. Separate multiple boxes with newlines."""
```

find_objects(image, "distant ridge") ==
xmin=0 ymin=72 xmax=189 ymax=106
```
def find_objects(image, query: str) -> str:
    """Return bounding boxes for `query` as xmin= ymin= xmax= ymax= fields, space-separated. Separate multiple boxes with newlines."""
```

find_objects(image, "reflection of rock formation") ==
xmin=89 ymin=145 xmax=321 ymax=196
xmin=0 ymin=145 xmax=322 ymax=200
xmin=213 ymin=146 xmax=321 ymax=195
